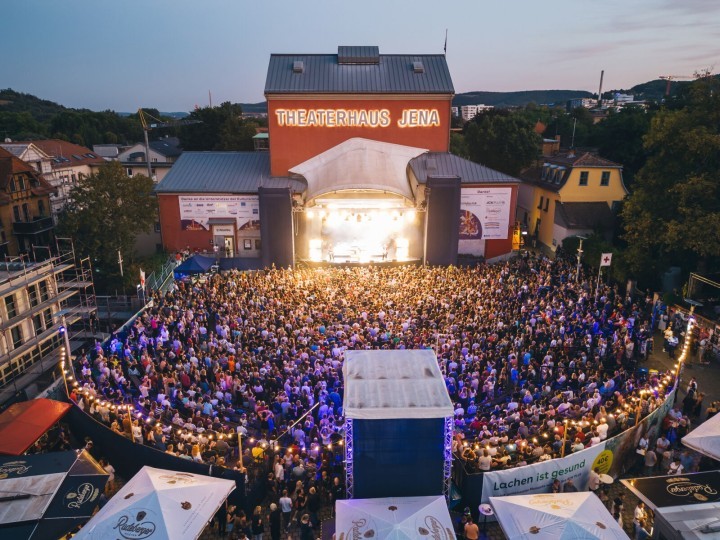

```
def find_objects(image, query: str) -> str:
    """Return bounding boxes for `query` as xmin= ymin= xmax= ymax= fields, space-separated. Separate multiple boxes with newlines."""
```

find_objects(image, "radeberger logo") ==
xmin=65 ymin=482 xmax=100 ymax=509
xmin=338 ymin=517 xmax=376 ymax=540
xmin=0 ymin=460 xmax=31 ymax=477
xmin=158 ymin=473 xmax=195 ymax=485
xmin=113 ymin=510 xmax=156 ymax=539
xmin=417 ymin=515 xmax=454 ymax=539
xmin=666 ymin=477 xmax=718 ymax=500
xmin=528 ymin=494 xmax=574 ymax=510
xmin=592 ymin=450 xmax=613 ymax=475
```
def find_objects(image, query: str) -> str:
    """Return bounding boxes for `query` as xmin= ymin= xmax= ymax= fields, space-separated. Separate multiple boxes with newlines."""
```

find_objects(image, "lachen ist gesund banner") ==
xmin=481 ymin=442 xmax=607 ymax=503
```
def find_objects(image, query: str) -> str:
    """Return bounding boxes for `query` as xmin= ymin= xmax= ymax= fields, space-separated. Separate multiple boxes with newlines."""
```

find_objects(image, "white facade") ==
xmin=460 ymin=104 xmax=494 ymax=122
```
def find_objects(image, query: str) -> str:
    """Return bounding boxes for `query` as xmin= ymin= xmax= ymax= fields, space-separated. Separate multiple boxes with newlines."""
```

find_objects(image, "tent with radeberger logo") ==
xmin=0 ymin=449 xmax=107 ymax=540
xmin=489 ymin=492 xmax=629 ymax=539
xmin=73 ymin=465 xmax=235 ymax=540
xmin=335 ymin=495 xmax=456 ymax=540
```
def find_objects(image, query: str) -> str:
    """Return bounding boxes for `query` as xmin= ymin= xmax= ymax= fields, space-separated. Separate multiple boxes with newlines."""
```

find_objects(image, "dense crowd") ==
xmin=68 ymin=253 xmax=695 ymax=536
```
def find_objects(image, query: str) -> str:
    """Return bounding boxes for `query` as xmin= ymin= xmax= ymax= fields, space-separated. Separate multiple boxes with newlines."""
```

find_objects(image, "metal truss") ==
xmin=443 ymin=415 xmax=453 ymax=500
xmin=345 ymin=418 xmax=354 ymax=499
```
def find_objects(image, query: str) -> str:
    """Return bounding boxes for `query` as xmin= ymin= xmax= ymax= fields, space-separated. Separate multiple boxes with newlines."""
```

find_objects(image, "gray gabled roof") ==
xmin=409 ymin=152 xmax=520 ymax=184
xmin=149 ymin=137 xmax=183 ymax=158
xmin=154 ymin=152 xmax=305 ymax=194
xmin=265 ymin=47 xmax=454 ymax=95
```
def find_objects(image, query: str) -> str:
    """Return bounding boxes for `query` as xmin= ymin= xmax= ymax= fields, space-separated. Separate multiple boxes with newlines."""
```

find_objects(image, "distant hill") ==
xmin=452 ymin=89 xmax=594 ymax=108
xmin=0 ymin=88 xmax=69 ymax=121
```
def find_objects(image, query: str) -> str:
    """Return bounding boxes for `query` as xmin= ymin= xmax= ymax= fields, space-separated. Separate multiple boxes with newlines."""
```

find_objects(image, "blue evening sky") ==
xmin=2 ymin=0 xmax=719 ymax=112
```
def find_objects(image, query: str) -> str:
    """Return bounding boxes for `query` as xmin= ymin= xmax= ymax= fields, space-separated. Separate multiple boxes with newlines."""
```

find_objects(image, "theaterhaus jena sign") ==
xmin=275 ymin=108 xmax=441 ymax=128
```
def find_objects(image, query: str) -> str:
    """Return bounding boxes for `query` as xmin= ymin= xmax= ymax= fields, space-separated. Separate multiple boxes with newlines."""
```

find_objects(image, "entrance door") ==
xmin=224 ymin=236 xmax=234 ymax=257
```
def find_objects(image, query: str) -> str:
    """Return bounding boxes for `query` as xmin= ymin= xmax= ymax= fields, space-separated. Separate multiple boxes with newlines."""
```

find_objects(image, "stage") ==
xmin=299 ymin=257 xmax=422 ymax=268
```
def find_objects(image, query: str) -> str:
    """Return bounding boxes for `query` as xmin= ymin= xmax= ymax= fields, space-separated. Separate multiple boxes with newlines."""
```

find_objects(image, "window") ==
xmin=601 ymin=171 xmax=610 ymax=186
xmin=4 ymin=295 xmax=17 ymax=319
xmin=28 ymin=285 xmax=39 ymax=307
xmin=544 ymin=198 xmax=550 ymax=212
xmin=579 ymin=171 xmax=589 ymax=186
xmin=154 ymin=222 xmax=161 ymax=233
xmin=12 ymin=206 xmax=20 ymax=222
xmin=32 ymin=314 xmax=43 ymax=335
xmin=17 ymin=176 xmax=26 ymax=191
xmin=39 ymin=280 xmax=49 ymax=302
xmin=43 ymin=309 xmax=53 ymax=328
xmin=10 ymin=326 xmax=23 ymax=348
xmin=537 ymin=196 xmax=544 ymax=209
xmin=38 ymin=199 xmax=45 ymax=216
xmin=22 ymin=203 xmax=30 ymax=222
xmin=9 ymin=178 xmax=16 ymax=192
xmin=126 ymin=168 xmax=133 ymax=176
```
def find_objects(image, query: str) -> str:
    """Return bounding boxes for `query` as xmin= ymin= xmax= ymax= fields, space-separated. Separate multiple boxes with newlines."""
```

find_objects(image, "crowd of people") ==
xmin=67 ymin=252 xmax=696 ymax=538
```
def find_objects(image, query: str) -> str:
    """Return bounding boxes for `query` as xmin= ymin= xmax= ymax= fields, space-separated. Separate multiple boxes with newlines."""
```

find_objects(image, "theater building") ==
xmin=156 ymin=46 xmax=519 ymax=266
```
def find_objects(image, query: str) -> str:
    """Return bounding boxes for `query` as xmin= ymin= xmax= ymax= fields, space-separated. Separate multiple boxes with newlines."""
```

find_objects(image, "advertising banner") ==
xmin=622 ymin=471 xmax=720 ymax=508
xmin=480 ymin=443 xmax=606 ymax=503
xmin=459 ymin=188 xmax=511 ymax=240
xmin=179 ymin=196 xmax=259 ymax=231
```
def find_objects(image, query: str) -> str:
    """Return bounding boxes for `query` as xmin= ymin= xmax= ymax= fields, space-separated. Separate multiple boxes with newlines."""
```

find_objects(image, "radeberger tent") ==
xmin=335 ymin=496 xmax=456 ymax=540
xmin=490 ymin=492 xmax=629 ymax=540
xmin=74 ymin=466 xmax=235 ymax=540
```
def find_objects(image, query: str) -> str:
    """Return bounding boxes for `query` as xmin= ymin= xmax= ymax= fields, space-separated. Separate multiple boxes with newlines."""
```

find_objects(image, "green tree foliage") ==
xmin=590 ymin=106 xmax=655 ymax=187
xmin=463 ymin=110 xmax=541 ymax=176
xmin=179 ymin=102 xmax=257 ymax=151
xmin=621 ymin=76 xmax=720 ymax=285
xmin=57 ymin=162 xmax=158 ymax=292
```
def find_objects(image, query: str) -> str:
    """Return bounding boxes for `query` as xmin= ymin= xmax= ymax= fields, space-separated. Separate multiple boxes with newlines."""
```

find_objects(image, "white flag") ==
xmin=139 ymin=269 xmax=146 ymax=287
xmin=600 ymin=253 xmax=613 ymax=267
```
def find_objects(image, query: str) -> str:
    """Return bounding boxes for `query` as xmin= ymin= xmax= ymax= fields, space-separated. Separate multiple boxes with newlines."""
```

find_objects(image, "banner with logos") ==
xmin=179 ymin=195 xmax=259 ymax=231
xmin=622 ymin=471 xmax=720 ymax=508
xmin=459 ymin=188 xmax=512 ymax=241
xmin=480 ymin=443 xmax=607 ymax=503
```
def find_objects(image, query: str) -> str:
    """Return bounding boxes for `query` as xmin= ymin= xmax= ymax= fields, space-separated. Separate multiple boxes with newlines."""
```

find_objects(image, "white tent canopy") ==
xmin=74 ymin=466 xmax=235 ymax=540
xmin=682 ymin=412 xmax=720 ymax=461
xmin=335 ymin=495 xmax=456 ymax=540
xmin=289 ymin=137 xmax=427 ymax=202
xmin=343 ymin=349 xmax=453 ymax=420
xmin=490 ymin=492 xmax=629 ymax=540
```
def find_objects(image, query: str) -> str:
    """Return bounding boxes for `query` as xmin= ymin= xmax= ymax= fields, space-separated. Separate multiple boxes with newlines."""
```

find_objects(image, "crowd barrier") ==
xmin=64 ymin=405 xmax=248 ymax=509
xmin=455 ymin=388 xmax=677 ymax=516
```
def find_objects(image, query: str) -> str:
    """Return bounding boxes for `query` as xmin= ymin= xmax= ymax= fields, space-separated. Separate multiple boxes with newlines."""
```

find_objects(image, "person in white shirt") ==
xmin=596 ymin=418 xmax=609 ymax=440
xmin=587 ymin=467 xmax=601 ymax=491
xmin=477 ymin=449 xmax=492 ymax=471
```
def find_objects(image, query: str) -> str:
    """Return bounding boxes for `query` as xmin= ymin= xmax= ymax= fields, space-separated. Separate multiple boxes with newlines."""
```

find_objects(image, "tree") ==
xmin=57 ymin=162 xmax=158 ymax=292
xmin=590 ymin=105 xmax=654 ymax=187
xmin=463 ymin=110 xmax=541 ymax=176
xmin=179 ymin=102 xmax=258 ymax=151
xmin=621 ymin=75 xmax=720 ymax=286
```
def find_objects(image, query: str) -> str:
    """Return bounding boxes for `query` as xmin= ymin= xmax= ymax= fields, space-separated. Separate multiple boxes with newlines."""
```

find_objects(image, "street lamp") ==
xmin=575 ymin=236 xmax=587 ymax=283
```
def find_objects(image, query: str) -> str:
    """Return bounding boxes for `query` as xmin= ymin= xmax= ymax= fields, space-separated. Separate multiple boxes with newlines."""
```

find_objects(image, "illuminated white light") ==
xmin=405 ymin=210 xmax=416 ymax=223
xmin=307 ymin=210 xmax=315 ymax=219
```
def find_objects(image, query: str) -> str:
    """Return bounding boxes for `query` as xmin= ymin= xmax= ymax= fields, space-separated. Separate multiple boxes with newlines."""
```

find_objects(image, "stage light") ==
xmin=405 ymin=209 xmax=416 ymax=222
xmin=307 ymin=210 xmax=315 ymax=219
xmin=318 ymin=210 xmax=326 ymax=219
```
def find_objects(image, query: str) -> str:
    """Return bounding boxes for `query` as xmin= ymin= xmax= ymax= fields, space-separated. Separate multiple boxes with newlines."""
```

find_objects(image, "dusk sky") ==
xmin=3 ymin=0 xmax=719 ymax=112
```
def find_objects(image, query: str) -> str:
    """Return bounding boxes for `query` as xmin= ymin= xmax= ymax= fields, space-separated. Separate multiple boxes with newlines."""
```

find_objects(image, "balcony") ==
xmin=12 ymin=216 xmax=55 ymax=235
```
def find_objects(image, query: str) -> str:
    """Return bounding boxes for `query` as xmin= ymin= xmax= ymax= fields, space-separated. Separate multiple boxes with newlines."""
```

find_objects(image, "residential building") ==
xmin=0 ymin=147 xmax=56 ymax=257
xmin=4 ymin=140 xmax=106 ymax=221
xmin=517 ymin=152 xmax=628 ymax=252
xmin=460 ymin=104 xmax=494 ymax=122
xmin=0 ymin=142 xmax=54 ymax=176
xmin=451 ymin=106 xmax=459 ymax=117
xmin=118 ymin=136 xmax=182 ymax=183
xmin=0 ymin=249 xmax=98 ymax=407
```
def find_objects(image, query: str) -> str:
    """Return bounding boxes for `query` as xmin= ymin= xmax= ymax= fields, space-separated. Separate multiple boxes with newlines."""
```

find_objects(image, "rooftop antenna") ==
xmin=444 ymin=29 xmax=448 ymax=55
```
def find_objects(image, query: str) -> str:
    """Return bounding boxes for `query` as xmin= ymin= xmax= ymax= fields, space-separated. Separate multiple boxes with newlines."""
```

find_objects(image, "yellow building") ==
xmin=517 ymin=152 xmax=628 ymax=252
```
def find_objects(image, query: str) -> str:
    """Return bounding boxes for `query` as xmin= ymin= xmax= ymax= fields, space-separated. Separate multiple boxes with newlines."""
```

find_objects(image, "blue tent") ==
xmin=173 ymin=255 xmax=215 ymax=278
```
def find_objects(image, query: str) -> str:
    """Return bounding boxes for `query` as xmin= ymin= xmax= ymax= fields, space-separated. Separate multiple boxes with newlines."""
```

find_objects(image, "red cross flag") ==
xmin=600 ymin=253 xmax=613 ymax=267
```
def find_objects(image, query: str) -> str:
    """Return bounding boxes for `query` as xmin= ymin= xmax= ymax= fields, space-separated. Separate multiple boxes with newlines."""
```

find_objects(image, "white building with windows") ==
xmin=460 ymin=104 xmax=494 ymax=122
xmin=117 ymin=136 xmax=182 ymax=183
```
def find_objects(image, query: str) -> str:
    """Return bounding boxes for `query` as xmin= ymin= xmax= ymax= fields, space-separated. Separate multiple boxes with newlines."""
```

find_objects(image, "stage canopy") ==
xmin=0 ymin=398 xmax=71 ymax=455
xmin=343 ymin=349 xmax=453 ymax=420
xmin=74 ymin=466 xmax=235 ymax=540
xmin=335 ymin=496 xmax=456 ymax=540
xmin=682 ymin=412 xmax=720 ymax=461
xmin=490 ymin=492 xmax=629 ymax=540
xmin=289 ymin=137 xmax=426 ymax=202
xmin=0 ymin=450 xmax=107 ymax=540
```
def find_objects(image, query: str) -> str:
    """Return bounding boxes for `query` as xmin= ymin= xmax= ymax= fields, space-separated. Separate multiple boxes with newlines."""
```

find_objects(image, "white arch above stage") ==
xmin=288 ymin=137 xmax=427 ymax=202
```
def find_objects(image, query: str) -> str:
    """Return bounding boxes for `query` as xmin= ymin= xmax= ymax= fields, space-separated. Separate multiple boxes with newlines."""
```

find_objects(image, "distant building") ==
xmin=451 ymin=106 xmax=459 ymax=117
xmin=460 ymin=104 xmax=494 ymax=122
xmin=8 ymin=140 xmax=106 ymax=222
xmin=517 ymin=152 xmax=627 ymax=252
xmin=117 ymin=136 xmax=182 ymax=183
xmin=614 ymin=93 xmax=634 ymax=103
xmin=92 ymin=144 xmax=127 ymax=161
xmin=0 ymin=147 xmax=56 ymax=256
